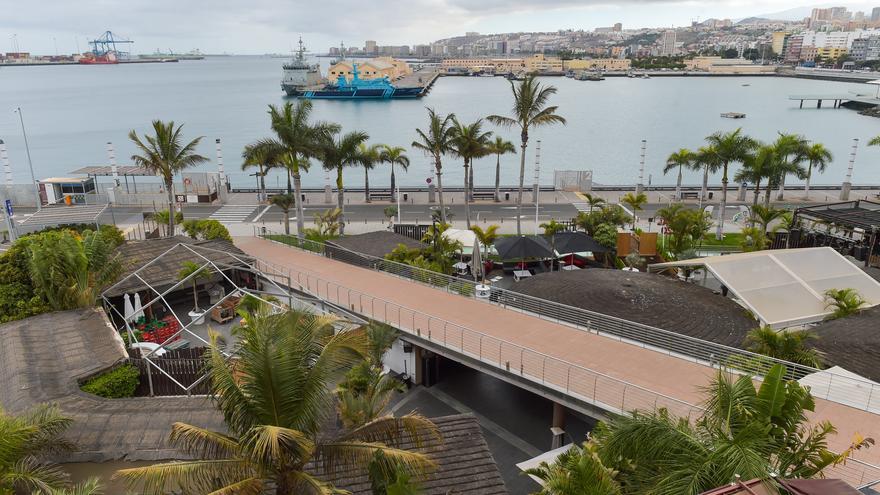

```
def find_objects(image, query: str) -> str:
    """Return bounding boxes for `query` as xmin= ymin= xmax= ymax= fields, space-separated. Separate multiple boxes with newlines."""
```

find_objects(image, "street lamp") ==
xmin=13 ymin=107 xmax=40 ymax=211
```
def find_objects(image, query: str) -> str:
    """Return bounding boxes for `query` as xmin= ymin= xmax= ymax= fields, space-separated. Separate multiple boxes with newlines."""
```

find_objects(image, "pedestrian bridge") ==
xmin=235 ymin=235 xmax=880 ymax=488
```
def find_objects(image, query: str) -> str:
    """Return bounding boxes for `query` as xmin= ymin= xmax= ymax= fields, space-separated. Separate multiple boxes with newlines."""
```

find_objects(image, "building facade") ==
xmin=661 ymin=30 xmax=677 ymax=56
xmin=851 ymin=36 xmax=880 ymax=61
xmin=327 ymin=57 xmax=412 ymax=81
xmin=564 ymin=58 xmax=632 ymax=71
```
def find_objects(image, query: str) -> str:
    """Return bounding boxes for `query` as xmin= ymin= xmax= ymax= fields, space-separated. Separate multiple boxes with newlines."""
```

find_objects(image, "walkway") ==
xmin=236 ymin=236 xmax=880 ymax=487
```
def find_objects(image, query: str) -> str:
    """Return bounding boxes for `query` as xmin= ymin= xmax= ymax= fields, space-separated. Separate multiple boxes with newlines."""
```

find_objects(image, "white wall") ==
xmin=384 ymin=337 xmax=417 ymax=381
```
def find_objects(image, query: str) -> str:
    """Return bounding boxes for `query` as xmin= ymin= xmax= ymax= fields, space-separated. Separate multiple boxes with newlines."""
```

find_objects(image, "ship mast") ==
xmin=296 ymin=36 xmax=306 ymax=62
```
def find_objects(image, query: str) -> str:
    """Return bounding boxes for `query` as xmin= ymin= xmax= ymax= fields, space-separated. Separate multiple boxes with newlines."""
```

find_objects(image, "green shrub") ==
xmin=80 ymin=364 xmax=140 ymax=398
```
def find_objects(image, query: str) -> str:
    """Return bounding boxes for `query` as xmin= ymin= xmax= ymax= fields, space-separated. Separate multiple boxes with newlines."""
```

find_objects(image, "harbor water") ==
xmin=1 ymin=56 xmax=879 ymax=188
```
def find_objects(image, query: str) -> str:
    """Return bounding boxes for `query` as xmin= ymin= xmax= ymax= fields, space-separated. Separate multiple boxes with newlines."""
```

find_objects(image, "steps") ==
xmin=208 ymin=205 xmax=258 ymax=223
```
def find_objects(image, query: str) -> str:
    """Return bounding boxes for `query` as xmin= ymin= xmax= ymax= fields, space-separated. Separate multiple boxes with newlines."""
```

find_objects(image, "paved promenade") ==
xmin=235 ymin=235 xmax=880 ymax=485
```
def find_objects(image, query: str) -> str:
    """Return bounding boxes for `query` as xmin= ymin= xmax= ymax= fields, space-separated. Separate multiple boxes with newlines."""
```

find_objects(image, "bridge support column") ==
xmin=551 ymin=402 xmax=566 ymax=449
xmin=817 ymin=99 xmax=822 ymax=108
xmin=799 ymin=100 xmax=803 ymax=109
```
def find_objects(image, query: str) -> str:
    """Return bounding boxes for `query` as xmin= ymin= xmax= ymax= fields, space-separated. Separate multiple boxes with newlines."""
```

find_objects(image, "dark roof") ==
xmin=796 ymin=200 xmax=880 ymax=231
xmin=318 ymin=413 xmax=508 ymax=495
xmin=0 ymin=308 xmax=223 ymax=461
xmin=106 ymin=236 xmax=248 ymax=297
xmin=512 ymin=270 xmax=757 ymax=347
xmin=809 ymin=305 xmax=880 ymax=382
xmin=327 ymin=231 xmax=427 ymax=259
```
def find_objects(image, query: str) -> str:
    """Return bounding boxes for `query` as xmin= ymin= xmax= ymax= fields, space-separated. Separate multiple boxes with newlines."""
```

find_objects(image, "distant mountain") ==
xmin=735 ymin=17 xmax=778 ymax=25
xmin=752 ymin=5 xmax=815 ymax=21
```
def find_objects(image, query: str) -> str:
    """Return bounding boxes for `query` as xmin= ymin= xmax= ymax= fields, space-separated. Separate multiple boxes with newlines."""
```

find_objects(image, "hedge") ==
xmin=80 ymin=364 xmax=140 ymax=398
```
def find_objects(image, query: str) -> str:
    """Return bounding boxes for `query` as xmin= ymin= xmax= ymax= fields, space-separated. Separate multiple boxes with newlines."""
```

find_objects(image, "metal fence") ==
xmin=256 ymin=227 xmax=880 ymax=414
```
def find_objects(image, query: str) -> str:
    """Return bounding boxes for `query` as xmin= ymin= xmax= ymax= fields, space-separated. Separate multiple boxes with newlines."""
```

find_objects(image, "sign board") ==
xmin=175 ymin=194 xmax=187 ymax=203
xmin=426 ymin=177 xmax=432 ymax=184
xmin=4 ymin=199 xmax=12 ymax=218
xmin=186 ymin=194 xmax=198 ymax=204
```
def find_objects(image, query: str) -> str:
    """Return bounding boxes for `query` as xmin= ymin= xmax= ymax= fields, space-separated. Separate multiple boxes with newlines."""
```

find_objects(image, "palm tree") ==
xmin=0 ymin=404 xmax=75 ymax=494
xmin=380 ymin=146 xmax=410 ymax=203
xmin=488 ymin=75 xmax=567 ymax=236
xmin=734 ymin=144 xmax=774 ymax=223
xmin=153 ymin=210 xmax=183 ymax=237
xmin=242 ymin=141 xmax=281 ymax=203
xmin=337 ymin=363 xmax=404 ymax=429
xmin=593 ymin=364 xmax=866 ymax=495
xmin=260 ymin=101 xmax=341 ymax=240
xmin=115 ymin=307 xmax=437 ymax=494
xmin=824 ymin=288 xmax=867 ymax=319
xmin=750 ymin=204 xmax=787 ymax=236
xmin=523 ymin=442 xmax=622 ymax=495
xmin=450 ymin=118 xmax=493 ymax=229
xmin=44 ymin=478 xmax=104 ymax=495
xmin=745 ymin=326 xmax=823 ymax=368
xmin=321 ymin=130 xmax=370 ymax=236
xmin=359 ymin=143 xmax=382 ymax=203
xmin=270 ymin=193 xmax=297 ymax=236
xmin=486 ymin=136 xmax=516 ymax=202
xmin=178 ymin=261 xmax=211 ymax=314
xmin=773 ymin=133 xmax=809 ymax=201
xmin=470 ymin=224 xmax=500 ymax=248
xmin=583 ymin=193 xmax=605 ymax=213
xmin=412 ymin=108 xmax=456 ymax=224
xmin=541 ymin=219 xmax=567 ymax=270
xmin=129 ymin=120 xmax=209 ymax=237
xmin=664 ymin=148 xmax=695 ymax=201
xmin=704 ymin=129 xmax=758 ymax=239
xmin=620 ymin=192 xmax=647 ymax=231
xmin=693 ymin=145 xmax=723 ymax=203
xmin=802 ymin=142 xmax=833 ymax=199
xmin=869 ymin=135 xmax=880 ymax=147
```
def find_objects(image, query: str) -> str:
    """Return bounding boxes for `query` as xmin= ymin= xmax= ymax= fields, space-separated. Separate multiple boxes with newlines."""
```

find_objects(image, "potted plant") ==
xmin=179 ymin=261 xmax=211 ymax=324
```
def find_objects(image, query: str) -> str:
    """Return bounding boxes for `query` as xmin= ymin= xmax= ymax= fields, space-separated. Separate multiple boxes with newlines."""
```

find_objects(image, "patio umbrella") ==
xmin=550 ymin=231 xmax=609 ymax=255
xmin=494 ymin=235 xmax=554 ymax=260
xmin=123 ymin=293 xmax=135 ymax=322
xmin=133 ymin=293 xmax=145 ymax=322
xmin=471 ymin=240 xmax=484 ymax=282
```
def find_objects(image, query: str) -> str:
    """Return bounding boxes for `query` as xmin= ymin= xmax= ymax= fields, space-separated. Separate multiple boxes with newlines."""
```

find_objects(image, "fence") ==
xmin=256 ymin=227 xmax=880 ymax=414
xmin=554 ymin=170 xmax=592 ymax=192
xmin=128 ymin=347 xmax=211 ymax=397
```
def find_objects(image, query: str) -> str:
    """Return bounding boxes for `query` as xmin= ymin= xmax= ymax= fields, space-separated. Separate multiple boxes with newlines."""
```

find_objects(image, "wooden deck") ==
xmin=235 ymin=236 xmax=880 ymax=486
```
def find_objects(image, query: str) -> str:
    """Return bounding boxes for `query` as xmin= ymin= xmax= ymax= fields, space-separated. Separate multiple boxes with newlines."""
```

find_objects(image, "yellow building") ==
xmin=328 ymin=57 xmax=412 ymax=81
xmin=564 ymin=58 xmax=632 ymax=71
xmin=440 ymin=57 xmax=526 ymax=73
xmin=771 ymin=32 xmax=788 ymax=55
xmin=524 ymin=54 xmax=564 ymax=72
xmin=816 ymin=46 xmax=848 ymax=60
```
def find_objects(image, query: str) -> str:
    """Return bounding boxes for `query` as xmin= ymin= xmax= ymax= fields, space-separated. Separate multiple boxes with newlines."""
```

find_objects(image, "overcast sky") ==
xmin=3 ymin=1 xmax=879 ymax=55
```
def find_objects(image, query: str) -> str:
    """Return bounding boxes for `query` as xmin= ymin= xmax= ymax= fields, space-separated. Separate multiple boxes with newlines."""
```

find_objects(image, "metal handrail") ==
xmin=255 ymin=227 xmax=880 ymax=414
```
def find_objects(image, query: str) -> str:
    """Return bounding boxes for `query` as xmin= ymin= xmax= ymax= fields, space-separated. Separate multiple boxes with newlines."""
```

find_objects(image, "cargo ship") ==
xmin=280 ymin=40 xmax=425 ymax=99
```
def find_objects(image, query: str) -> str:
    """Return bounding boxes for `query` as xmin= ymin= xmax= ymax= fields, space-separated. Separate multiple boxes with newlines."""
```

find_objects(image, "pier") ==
xmin=789 ymin=93 xmax=879 ymax=109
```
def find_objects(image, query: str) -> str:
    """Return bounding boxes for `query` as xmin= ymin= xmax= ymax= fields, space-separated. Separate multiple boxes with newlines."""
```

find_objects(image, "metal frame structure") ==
xmin=100 ymin=243 xmax=293 ymax=395
xmin=791 ymin=200 xmax=880 ymax=268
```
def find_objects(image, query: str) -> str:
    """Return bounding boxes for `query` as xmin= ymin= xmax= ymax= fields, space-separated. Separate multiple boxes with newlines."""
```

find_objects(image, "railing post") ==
xmin=566 ymin=367 xmax=571 ymax=393
xmin=621 ymin=386 xmax=627 ymax=411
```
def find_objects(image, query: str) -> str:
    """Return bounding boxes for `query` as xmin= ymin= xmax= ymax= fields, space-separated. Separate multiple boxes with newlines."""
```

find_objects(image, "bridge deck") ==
xmin=236 ymin=236 xmax=880 ymax=482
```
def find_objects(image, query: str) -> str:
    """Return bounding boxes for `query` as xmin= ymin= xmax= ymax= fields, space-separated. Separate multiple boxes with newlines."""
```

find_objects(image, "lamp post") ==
xmin=840 ymin=138 xmax=858 ymax=201
xmin=636 ymin=139 xmax=646 ymax=195
xmin=14 ymin=107 xmax=40 ymax=211
xmin=533 ymin=139 xmax=541 ymax=236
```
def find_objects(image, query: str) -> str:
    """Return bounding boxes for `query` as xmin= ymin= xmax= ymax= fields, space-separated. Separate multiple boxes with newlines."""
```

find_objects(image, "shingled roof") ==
xmin=327 ymin=231 xmax=426 ymax=259
xmin=0 ymin=308 xmax=223 ymax=461
xmin=809 ymin=305 xmax=880 ymax=383
xmin=318 ymin=413 xmax=508 ymax=495
xmin=512 ymin=270 xmax=758 ymax=347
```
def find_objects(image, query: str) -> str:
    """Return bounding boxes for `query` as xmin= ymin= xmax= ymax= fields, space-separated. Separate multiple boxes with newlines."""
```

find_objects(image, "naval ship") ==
xmin=281 ymin=40 xmax=425 ymax=100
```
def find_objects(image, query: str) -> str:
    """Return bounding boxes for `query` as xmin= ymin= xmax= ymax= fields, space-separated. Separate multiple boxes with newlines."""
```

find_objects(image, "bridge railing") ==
xmin=255 ymin=227 xmax=880 ymax=414
xmin=247 ymin=237 xmax=880 ymax=490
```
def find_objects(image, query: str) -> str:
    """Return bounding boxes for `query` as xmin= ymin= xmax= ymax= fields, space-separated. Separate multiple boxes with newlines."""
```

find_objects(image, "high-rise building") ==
xmin=364 ymin=40 xmax=377 ymax=55
xmin=771 ymin=31 xmax=788 ymax=55
xmin=660 ymin=30 xmax=677 ymax=56
xmin=872 ymin=7 xmax=880 ymax=22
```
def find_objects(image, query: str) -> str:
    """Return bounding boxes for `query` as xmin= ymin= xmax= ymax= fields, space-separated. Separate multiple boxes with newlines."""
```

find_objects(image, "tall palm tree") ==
xmin=486 ymin=136 xmax=516 ymax=202
xmin=802 ymin=142 xmax=833 ymax=199
xmin=259 ymin=101 xmax=341 ymax=240
xmin=734 ymin=144 xmax=773 ymax=214
xmin=470 ymin=224 xmax=500 ymax=248
xmin=412 ymin=108 xmax=456 ymax=224
xmin=488 ymin=75 xmax=567 ymax=236
xmin=524 ymin=442 xmax=622 ymax=495
xmin=745 ymin=326 xmax=823 ymax=368
xmin=773 ymin=133 xmax=809 ymax=201
xmin=704 ymin=128 xmax=758 ymax=239
xmin=242 ymin=141 xmax=283 ymax=203
xmin=321 ymin=130 xmax=370 ymax=235
xmin=358 ymin=143 xmax=382 ymax=203
xmin=693 ymin=145 xmax=723 ymax=203
xmin=129 ymin=120 xmax=208 ymax=237
xmin=115 ymin=307 xmax=438 ymax=495
xmin=450 ymin=118 xmax=493 ymax=229
xmin=0 ymin=404 xmax=75 ymax=494
xmin=270 ymin=193 xmax=297 ymax=236
xmin=593 ymin=364 xmax=865 ymax=495
xmin=664 ymin=148 xmax=695 ymax=201
xmin=750 ymin=204 xmax=787 ymax=236
xmin=380 ymin=146 xmax=410 ymax=203
xmin=620 ymin=192 xmax=647 ymax=231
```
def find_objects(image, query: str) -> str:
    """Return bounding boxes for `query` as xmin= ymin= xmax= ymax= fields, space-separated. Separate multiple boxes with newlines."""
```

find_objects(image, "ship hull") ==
xmin=282 ymin=84 xmax=423 ymax=99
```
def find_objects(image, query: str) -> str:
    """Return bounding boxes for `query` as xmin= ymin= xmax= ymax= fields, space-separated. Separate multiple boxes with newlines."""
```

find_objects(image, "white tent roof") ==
xmin=649 ymin=247 xmax=880 ymax=328
xmin=443 ymin=228 xmax=477 ymax=250
xmin=516 ymin=444 xmax=572 ymax=484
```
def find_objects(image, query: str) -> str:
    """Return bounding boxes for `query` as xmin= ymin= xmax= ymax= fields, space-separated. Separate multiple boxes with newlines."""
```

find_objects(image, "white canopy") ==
xmin=516 ymin=445 xmax=573 ymax=484
xmin=442 ymin=228 xmax=477 ymax=250
xmin=649 ymin=247 xmax=880 ymax=328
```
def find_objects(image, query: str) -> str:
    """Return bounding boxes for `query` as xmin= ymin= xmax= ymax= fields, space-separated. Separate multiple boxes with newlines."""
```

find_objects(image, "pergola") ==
xmin=790 ymin=200 xmax=880 ymax=268
xmin=17 ymin=204 xmax=110 ymax=233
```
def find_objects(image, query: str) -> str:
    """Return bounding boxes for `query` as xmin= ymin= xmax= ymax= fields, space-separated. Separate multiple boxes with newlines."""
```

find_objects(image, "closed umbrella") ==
xmin=133 ymin=293 xmax=144 ymax=322
xmin=123 ymin=293 xmax=135 ymax=323
xmin=471 ymin=240 xmax=483 ymax=282
xmin=494 ymin=235 xmax=554 ymax=260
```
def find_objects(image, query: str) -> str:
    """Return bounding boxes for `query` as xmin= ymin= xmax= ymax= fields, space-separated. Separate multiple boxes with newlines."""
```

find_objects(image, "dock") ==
xmin=789 ymin=93 xmax=879 ymax=109
xmin=396 ymin=67 xmax=441 ymax=96
xmin=721 ymin=112 xmax=745 ymax=119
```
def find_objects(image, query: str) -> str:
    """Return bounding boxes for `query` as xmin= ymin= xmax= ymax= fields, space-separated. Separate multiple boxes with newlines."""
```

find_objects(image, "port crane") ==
xmin=87 ymin=31 xmax=133 ymax=58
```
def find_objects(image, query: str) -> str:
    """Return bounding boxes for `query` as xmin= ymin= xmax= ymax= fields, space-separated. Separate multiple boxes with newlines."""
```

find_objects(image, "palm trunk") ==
xmin=337 ymin=167 xmax=345 ymax=235
xmin=259 ymin=164 xmax=266 ymax=202
xmin=464 ymin=161 xmax=471 ymax=229
xmin=365 ymin=168 xmax=371 ymax=203
xmin=675 ymin=165 xmax=683 ymax=201
xmin=435 ymin=156 xmax=446 ymax=224
xmin=804 ymin=163 xmax=813 ymax=199
xmin=701 ymin=165 xmax=709 ymax=201
xmin=716 ymin=164 xmax=728 ymax=240
xmin=776 ymin=173 xmax=786 ymax=201
xmin=283 ymin=210 xmax=290 ymax=235
xmin=293 ymin=165 xmax=306 ymax=240
xmin=166 ymin=178 xmax=176 ymax=238
xmin=468 ymin=161 xmax=474 ymax=202
xmin=764 ymin=185 xmax=772 ymax=208
xmin=192 ymin=281 xmax=199 ymax=312
xmin=494 ymin=154 xmax=501 ymax=202
xmin=516 ymin=136 xmax=528 ymax=236
xmin=390 ymin=166 xmax=396 ymax=202
xmin=287 ymin=169 xmax=292 ymax=194
xmin=751 ymin=178 xmax=761 ymax=228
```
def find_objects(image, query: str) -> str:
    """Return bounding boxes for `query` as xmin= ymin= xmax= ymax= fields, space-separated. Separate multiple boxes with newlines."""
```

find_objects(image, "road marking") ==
xmin=252 ymin=204 xmax=273 ymax=222
xmin=208 ymin=205 xmax=258 ymax=223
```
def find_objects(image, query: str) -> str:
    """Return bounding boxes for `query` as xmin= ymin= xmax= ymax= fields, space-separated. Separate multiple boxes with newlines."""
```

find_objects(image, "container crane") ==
xmin=80 ymin=31 xmax=133 ymax=64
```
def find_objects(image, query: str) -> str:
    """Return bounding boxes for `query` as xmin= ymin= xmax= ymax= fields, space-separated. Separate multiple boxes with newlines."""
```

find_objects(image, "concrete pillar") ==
xmin=428 ymin=183 xmax=436 ymax=203
xmin=840 ymin=138 xmax=858 ymax=201
xmin=0 ymin=139 xmax=11 ymax=189
xmin=737 ymin=183 xmax=747 ymax=201
xmin=551 ymin=402 xmax=566 ymax=449
xmin=413 ymin=347 xmax=423 ymax=385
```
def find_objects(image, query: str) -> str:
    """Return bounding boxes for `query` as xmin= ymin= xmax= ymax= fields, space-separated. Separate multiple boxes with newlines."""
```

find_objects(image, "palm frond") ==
xmin=113 ymin=459 xmax=253 ymax=495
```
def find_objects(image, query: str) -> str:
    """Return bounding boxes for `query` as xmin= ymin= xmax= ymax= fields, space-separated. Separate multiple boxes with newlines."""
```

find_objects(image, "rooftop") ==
xmin=809 ymin=305 xmax=880 ymax=383
xmin=326 ymin=231 xmax=426 ymax=259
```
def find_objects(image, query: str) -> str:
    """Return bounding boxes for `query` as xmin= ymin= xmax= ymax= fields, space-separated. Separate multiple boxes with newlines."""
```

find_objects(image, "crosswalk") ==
xmin=572 ymin=202 xmax=591 ymax=213
xmin=208 ymin=205 xmax=258 ymax=223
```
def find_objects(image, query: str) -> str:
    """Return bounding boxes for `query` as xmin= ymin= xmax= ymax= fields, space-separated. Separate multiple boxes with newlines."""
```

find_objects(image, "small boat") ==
xmin=741 ymin=83 xmax=751 ymax=87
xmin=721 ymin=112 xmax=746 ymax=119
xmin=641 ymin=74 xmax=651 ymax=79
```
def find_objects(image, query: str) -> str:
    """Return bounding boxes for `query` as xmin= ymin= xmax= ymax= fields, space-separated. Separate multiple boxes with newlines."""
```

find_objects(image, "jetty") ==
xmin=720 ymin=112 xmax=745 ymax=119
xmin=789 ymin=93 xmax=879 ymax=109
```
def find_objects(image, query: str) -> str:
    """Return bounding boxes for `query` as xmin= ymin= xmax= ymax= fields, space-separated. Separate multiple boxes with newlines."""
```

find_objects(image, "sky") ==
xmin=2 ymin=0 xmax=880 ymax=55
